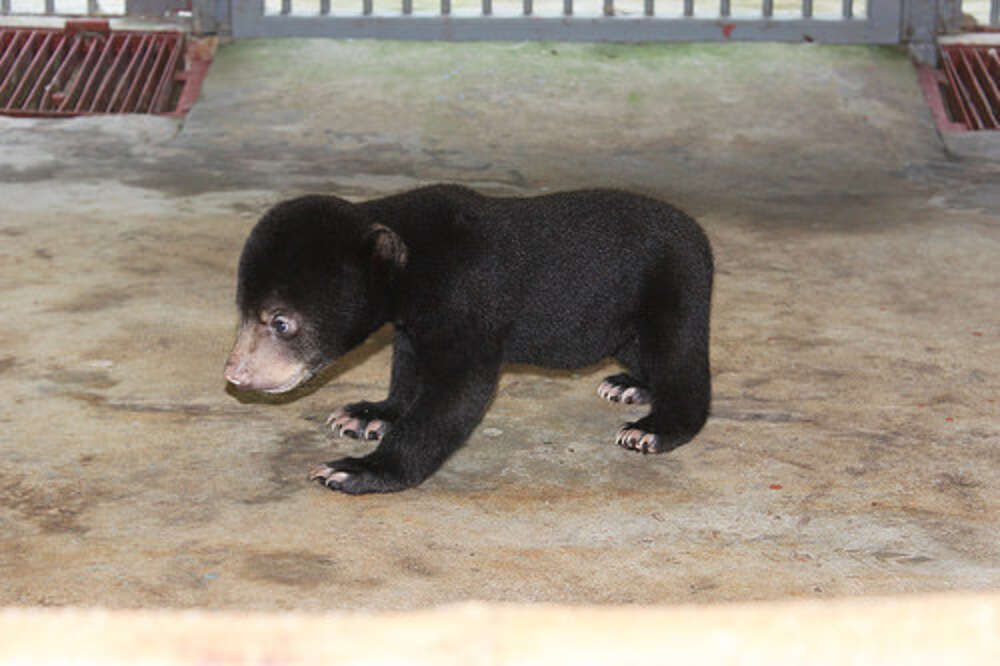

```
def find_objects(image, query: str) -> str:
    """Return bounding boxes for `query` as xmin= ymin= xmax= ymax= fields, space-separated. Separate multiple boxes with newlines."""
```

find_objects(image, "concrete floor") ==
xmin=0 ymin=39 xmax=998 ymax=610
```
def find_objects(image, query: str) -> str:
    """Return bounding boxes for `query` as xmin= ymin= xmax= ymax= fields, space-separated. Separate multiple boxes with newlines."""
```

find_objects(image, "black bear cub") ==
xmin=225 ymin=184 xmax=713 ymax=495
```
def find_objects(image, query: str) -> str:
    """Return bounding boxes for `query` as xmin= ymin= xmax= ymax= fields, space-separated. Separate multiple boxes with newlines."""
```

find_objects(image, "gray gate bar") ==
xmin=232 ymin=4 xmax=903 ymax=42
xmin=229 ymin=0 xmax=906 ymax=42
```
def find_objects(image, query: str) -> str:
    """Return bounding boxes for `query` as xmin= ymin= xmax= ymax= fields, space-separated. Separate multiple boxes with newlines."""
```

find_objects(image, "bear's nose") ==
xmin=224 ymin=357 xmax=250 ymax=387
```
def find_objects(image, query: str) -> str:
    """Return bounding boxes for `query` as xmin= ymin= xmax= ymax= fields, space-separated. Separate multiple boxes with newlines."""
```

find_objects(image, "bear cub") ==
xmin=225 ymin=184 xmax=713 ymax=495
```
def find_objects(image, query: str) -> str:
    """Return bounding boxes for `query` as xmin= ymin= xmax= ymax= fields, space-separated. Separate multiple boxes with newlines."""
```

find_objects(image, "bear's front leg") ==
xmin=311 ymin=354 xmax=499 ymax=494
xmin=326 ymin=329 xmax=419 ymax=442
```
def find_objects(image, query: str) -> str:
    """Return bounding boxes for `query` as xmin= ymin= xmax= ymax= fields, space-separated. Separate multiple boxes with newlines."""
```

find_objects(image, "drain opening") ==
xmin=920 ymin=42 xmax=1000 ymax=132
xmin=0 ymin=19 xmax=210 ymax=117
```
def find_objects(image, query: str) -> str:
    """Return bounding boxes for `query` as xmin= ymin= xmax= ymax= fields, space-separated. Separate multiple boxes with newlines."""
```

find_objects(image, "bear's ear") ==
xmin=363 ymin=224 xmax=408 ymax=271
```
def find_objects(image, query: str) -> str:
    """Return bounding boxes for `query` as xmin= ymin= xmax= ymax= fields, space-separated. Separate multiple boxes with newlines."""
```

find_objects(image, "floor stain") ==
xmin=243 ymin=429 xmax=332 ymax=504
xmin=62 ymin=391 xmax=257 ymax=418
xmin=934 ymin=472 xmax=988 ymax=514
xmin=46 ymin=368 xmax=118 ymax=390
xmin=241 ymin=550 xmax=339 ymax=587
xmin=0 ymin=164 xmax=60 ymax=183
xmin=46 ymin=287 xmax=133 ymax=314
xmin=711 ymin=408 xmax=815 ymax=424
xmin=396 ymin=555 xmax=439 ymax=579
xmin=501 ymin=378 xmax=571 ymax=400
xmin=0 ymin=475 xmax=105 ymax=534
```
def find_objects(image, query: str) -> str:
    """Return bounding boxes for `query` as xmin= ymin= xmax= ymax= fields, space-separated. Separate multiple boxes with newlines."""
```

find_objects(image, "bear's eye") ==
xmin=270 ymin=315 xmax=297 ymax=338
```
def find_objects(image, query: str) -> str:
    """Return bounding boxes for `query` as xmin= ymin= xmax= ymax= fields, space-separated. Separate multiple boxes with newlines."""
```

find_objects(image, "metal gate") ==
xmin=0 ymin=0 xmax=191 ymax=18
xmin=4 ymin=1 xmax=998 ymax=53
xmin=228 ymin=0 xmax=904 ymax=43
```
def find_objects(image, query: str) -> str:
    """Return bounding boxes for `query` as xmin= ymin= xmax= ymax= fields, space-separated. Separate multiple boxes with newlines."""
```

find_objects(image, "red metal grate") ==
xmin=0 ymin=20 xmax=209 ymax=117
xmin=919 ymin=43 xmax=1000 ymax=132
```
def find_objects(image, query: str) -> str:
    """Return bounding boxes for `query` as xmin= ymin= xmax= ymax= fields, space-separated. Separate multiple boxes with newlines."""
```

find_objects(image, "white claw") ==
xmin=308 ymin=464 xmax=352 ymax=486
xmin=340 ymin=417 xmax=361 ymax=437
xmin=599 ymin=381 xmax=625 ymax=402
xmin=308 ymin=463 xmax=334 ymax=480
xmin=364 ymin=420 xmax=386 ymax=440
xmin=639 ymin=433 xmax=660 ymax=453
xmin=325 ymin=408 xmax=346 ymax=427
xmin=617 ymin=427 xmax=657 ymax=452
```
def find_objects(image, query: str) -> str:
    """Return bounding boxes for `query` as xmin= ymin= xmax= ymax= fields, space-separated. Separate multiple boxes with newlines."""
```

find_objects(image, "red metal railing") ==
xmin=918 ymin=43 xmax=1000 ymax=133
xmin=0 ymin=20 xmax=200 ymax=117
xmin=939 ymin=44 xmax=1000 ymax=131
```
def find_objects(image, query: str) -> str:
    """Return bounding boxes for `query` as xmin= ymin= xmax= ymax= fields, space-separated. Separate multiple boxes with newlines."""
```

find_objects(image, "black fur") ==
xmin=235 ymin=184 xmax=713 ymax=494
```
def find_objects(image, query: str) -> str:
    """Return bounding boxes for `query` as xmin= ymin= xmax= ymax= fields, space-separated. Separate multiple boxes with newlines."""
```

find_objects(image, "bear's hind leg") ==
xmin=616 ymin=355 xmax=709 ymax=455
xmin=616 ymin=285 xmax=711 ymax=455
